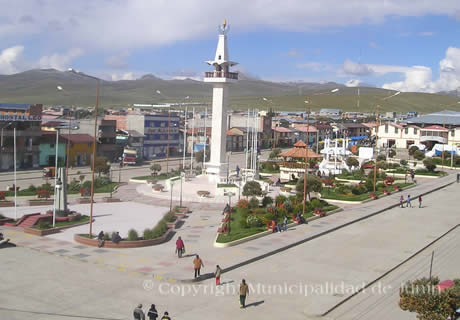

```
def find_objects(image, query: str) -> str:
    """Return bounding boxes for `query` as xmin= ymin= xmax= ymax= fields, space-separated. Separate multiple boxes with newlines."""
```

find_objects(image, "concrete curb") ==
xmin=193 ymin=179 xmax=456 ymax=283
xmin=321 ymin=223 xmax=460 ymax=317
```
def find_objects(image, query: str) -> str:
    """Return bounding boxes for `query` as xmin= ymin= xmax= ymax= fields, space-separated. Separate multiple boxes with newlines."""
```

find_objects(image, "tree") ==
xmin=295 ymin=174 xmax=323 ymax=200
xmin=413 ymin=150 xmax=425 ymax=160
xmin=346 ymin=157 xmax=359 ymax=168
xmin=408 ymin=145 xmax=419 ymax=157
xmin=388 ymin=149 xmax=396 ymax=158
xmin=400 ymin=159 xmax=408 ymax=167
xmin=376 ymin=154 xmax=387 ymax=161
xmin=269 ymin=148 xmax=282 ymax=159
xmin=194 ymin=150 xmax=210 ymax=163
xmin=242 ymin=181 xmax=262 ymax=197
xmin=399 ymin=277 xmax=460 ymax=320
xmin=423 ymin=158 xmax=437 ymax=172
xmin=150 ymin=163 xmax=162 ymax=176
xmin=94 ymin=157 xmax=110 ymax=177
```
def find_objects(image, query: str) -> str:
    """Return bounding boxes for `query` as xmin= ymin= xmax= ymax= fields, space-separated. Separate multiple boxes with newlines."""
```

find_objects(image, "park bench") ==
xmin=0 ymin=191 xmax=5 ymax=200
xmin=36 ymin=190 xmax=51 ymax=199
xmin=80 ymin=188 xmax=91 ymax=197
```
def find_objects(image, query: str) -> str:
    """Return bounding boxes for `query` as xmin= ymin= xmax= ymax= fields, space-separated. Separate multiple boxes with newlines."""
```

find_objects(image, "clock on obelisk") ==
xmin=204 ymin=20 xmax=238 ymax=182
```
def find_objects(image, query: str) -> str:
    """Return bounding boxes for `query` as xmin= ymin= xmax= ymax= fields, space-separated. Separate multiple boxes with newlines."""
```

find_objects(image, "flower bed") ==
xmin=24 ymin=216 xmax=91 ymax=236
xmin=0 ymin=200 xmax=14 ymax=207
xmin=27 ymin=199 xmax=54 ymax=206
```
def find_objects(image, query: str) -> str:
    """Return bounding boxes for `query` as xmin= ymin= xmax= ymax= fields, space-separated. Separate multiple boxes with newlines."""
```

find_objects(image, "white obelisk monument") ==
xmin=204 ymin=20 xmax=238 ymax=182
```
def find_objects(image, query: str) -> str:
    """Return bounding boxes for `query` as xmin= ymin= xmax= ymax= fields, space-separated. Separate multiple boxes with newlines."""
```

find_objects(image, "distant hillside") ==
xmin=0 ymin=69 xmax=458 ymax=114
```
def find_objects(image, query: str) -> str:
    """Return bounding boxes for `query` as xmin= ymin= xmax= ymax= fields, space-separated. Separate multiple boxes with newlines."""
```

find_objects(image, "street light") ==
xmin=373 ymin=91 xmax=401 ymax=193
xmin=106 ymin=161 xmax=112 ymax=198
xmin=68 ymin=68 xmax=100 ymax=238
xmin=302 ymin=88 xmax=340 ymax=215
xmin=179 ymin=172 xmax=185 ymax=207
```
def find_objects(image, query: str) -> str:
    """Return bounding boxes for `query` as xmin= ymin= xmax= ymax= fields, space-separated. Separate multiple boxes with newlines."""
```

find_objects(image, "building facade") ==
xmin=0 ymin=103 xmax=42 ymax=170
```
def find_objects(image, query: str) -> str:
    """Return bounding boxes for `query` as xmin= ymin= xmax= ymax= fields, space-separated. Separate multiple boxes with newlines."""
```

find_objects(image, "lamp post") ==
xmin=106 ymin=161 xmax=112 ymax=198
xmin=118 ymin=157 xmax=122 ymax=183
xmin=169 ymin=180 xmax=174 ymax=212
xmin=302 ymin=88 xmax=340 ymax=214
xmin=373 ymin=91 xmax=401 ymax=192
xmin=67 ymin=68 xmax=100 ymax=238
xmin=52 ymin=128 xmax=60 ymax=227
xmin=179 ymin=171 xmax=185 ymax=207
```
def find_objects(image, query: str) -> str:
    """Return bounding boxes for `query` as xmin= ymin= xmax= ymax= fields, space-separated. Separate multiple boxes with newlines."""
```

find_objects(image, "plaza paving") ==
xmin=0 ymin=179 xmax=459 ymax=319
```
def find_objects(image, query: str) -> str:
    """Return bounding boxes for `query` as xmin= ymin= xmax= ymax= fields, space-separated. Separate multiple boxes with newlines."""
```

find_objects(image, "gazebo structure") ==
xmin=278 ymin=141 xmax=322 ymax=182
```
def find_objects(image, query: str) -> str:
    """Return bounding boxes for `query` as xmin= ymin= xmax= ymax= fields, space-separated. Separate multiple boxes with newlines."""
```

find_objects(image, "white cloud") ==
xmin=342 ymin=59 xmax=374 ymax=76
xmin=0 ymin=45 xmax=25 ymax=74
xmin=38 ymin=48 xmax=84 ymax=70
xmin=104 ymin=52 xmax=130 ymax=69
xmin=2 ymin=1 xmax=460 ymax=50
xmin=369 ymin=42 xmax=378 ymax=49
xmin=297 ymin=62 xmax=333 ymax=72
xmin=345 ymin=79 xmax=362 ymax=87
xmin=110 ymin=72 xmax=136 ymax=81
xmin=283 ymin=49 xmax=301 ymax=57
xmin=342 ymin=47 xmax=460 ymax=93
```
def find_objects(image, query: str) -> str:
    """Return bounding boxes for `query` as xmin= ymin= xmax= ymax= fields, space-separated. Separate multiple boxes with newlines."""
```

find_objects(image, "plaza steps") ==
xmin=4 ymin=212 xmax=41 ymax=227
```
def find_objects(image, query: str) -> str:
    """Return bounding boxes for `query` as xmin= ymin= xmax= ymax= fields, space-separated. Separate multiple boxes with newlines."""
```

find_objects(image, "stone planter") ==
xmin=0 ymin=201 xmax=14 ymax=207
xmin=74 ymin=229 xmax=172 ymax=248
xmin=166 ymin=218 xmax=181 ymax=229
xmin=102 ymin=197 xmax=121 ymax=203
xmin=27 ymin=199 xmax=54 ymax=206
xmin=23 ymin=218 xmax=91 ymax=236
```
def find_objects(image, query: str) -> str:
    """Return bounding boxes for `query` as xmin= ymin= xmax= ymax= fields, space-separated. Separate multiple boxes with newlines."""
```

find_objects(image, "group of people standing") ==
xmin=133 ymin=304 xmax=170 ymax=320
xmin=399 ymin=194 xmax=422 ymax=208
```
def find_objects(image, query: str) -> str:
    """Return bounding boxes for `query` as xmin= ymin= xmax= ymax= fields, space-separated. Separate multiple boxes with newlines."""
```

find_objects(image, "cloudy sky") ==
xmin=1 ymin=0 xmax=460 ymax=93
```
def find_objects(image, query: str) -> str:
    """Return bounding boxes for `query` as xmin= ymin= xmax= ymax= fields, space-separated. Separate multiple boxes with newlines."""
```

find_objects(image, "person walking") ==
xmin=418 ymin=195 xmax=422 ymax=208
xmin=236 ymin=165 xmax=240 ymax=177
xmin=406 ymin=195 xmax=412 ymax=208
xmin=281 ymin=216 xmax=288 ymax=232
xmin=193 ymin=255 xmax=204 ymax=278
xmin=133 ymin=304 xmax=145 ymax=320
xmin=175 ymin=236 xmax=185 ymax=258
xmin=239 ymin=279 xmax=249 ymax=308
xmin=215 ymin=265 xmax=222 ymax=286
xmin=147 ymin=304 xmax=158 ymax=320
xmin=160 ymin=312 xmax=171 ymax=320
xmin=400 ymin=195 xmax=404 ymax=208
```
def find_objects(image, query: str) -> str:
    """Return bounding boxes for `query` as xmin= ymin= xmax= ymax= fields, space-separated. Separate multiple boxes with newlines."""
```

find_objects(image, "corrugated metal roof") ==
xmin=0 ymin=103 xmax=32 ymax=110
xmin=407 ymin=110 xmax=460 ymax=126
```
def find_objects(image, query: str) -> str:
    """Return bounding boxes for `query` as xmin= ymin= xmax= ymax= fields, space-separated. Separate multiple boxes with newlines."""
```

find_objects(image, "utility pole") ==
xmin=373 ymin=106 xmax=380 ymax=193
xmin=89 ymin=80 xmax=100 ymax=238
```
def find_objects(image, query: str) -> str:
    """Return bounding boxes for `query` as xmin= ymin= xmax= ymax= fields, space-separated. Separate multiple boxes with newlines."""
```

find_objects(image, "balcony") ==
xmin=204 ymin=71 xmax=238 ymax=80
xmin=420 ymin=131 xmax=448 ymax=144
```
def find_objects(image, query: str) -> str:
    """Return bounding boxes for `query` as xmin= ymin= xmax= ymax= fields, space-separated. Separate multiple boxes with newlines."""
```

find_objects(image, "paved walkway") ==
xmin=2 ymin=173 xmax=457 ymax=286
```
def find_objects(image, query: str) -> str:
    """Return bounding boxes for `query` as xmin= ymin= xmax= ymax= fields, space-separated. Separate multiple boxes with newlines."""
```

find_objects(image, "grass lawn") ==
xmin=216 ymin=204 xmax=339 ymax=243
xmin=34 ymin=216 xmax=90 ymax=229
xmin=321 ymin=183 xmax=415 ymax=201
xmin=386 ymin=169 xmax=447 ymax=176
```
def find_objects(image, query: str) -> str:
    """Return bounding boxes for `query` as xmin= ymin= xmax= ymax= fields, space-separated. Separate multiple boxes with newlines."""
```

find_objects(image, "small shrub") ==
xmin=423 ymin=158 xmax=437 ymax=172
xmin=238 ymin=218 xmax=248 ymax=229
xmin=246 ymin=215 xmax=263 ymax=227
xmin=248 ymin=197 xmax=259 ymax=209
xmin=236 ymin=206 xmax=249 ymax=217
xmin=68 ymin=180 xmax=81 ymax=192
xmin=262 ymin=196 xmax=273 ymax=207
xmin=275 ymin=195 xmax=288 ymax=206
xmin=27 ymin=184 xmax=36 ymax=192
xmin=37 ymin=220 xmax=50 ymax=230
xmin=376 ymin=154 xmax=386 ymax=161
xmin=413 ymin=150 xmax=425 ymax=160
xmin=40 ymin=183 xmax=52 ymax=192
xmin=400 ymin=159 xmax=408 ymax=167
xmin=164 ymin=211 xmax=177 ymax=223
xmin=310 ymin=199 xmax=322 ymax=209
xmin=127 ymin=229 xmax=138 ymax=241
xmin=236 ymin=199 xmax=249 ymax=209
xmin=143 ymin=228 xmax=154 ymax=240
xmin=103 ymin=232 xmax=111 ymax=240
xmin=283 ymin=200 xmax=293 ymax=213
xmin=151 ymin=221 xmax=168 ymax=238
xmin=254 ymin=208 xmax=267 ymax=215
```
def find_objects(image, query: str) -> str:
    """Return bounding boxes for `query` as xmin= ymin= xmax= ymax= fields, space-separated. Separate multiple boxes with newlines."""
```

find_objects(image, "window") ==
xmin=50 ymin=144 xmax=54 ymax=148
xmin=160 ymin=122 xmax=165 ymax=127
xmin=405 ymin=128 xmax=408 ymax=134
xmin=385 ymin=124 xmax=388 ymax=133
xmin=452 ymin=130 xmax=455 ymax=137
xmin=414 ymin=128 xmax=418 ymax=135
xmin=395 ymin=127 xmax=399 ymax=134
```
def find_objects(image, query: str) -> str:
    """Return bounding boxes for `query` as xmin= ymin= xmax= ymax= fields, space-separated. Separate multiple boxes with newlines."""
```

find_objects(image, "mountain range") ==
xmin=0 ymin=69 xmax=458 ymax=114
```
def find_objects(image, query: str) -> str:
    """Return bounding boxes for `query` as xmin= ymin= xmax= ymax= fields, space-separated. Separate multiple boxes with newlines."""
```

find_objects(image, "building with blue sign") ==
xmin=143 ymin=114 xmax=180 ymax=159
xmin=0 ymin=103 xmax=42 ymax=170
